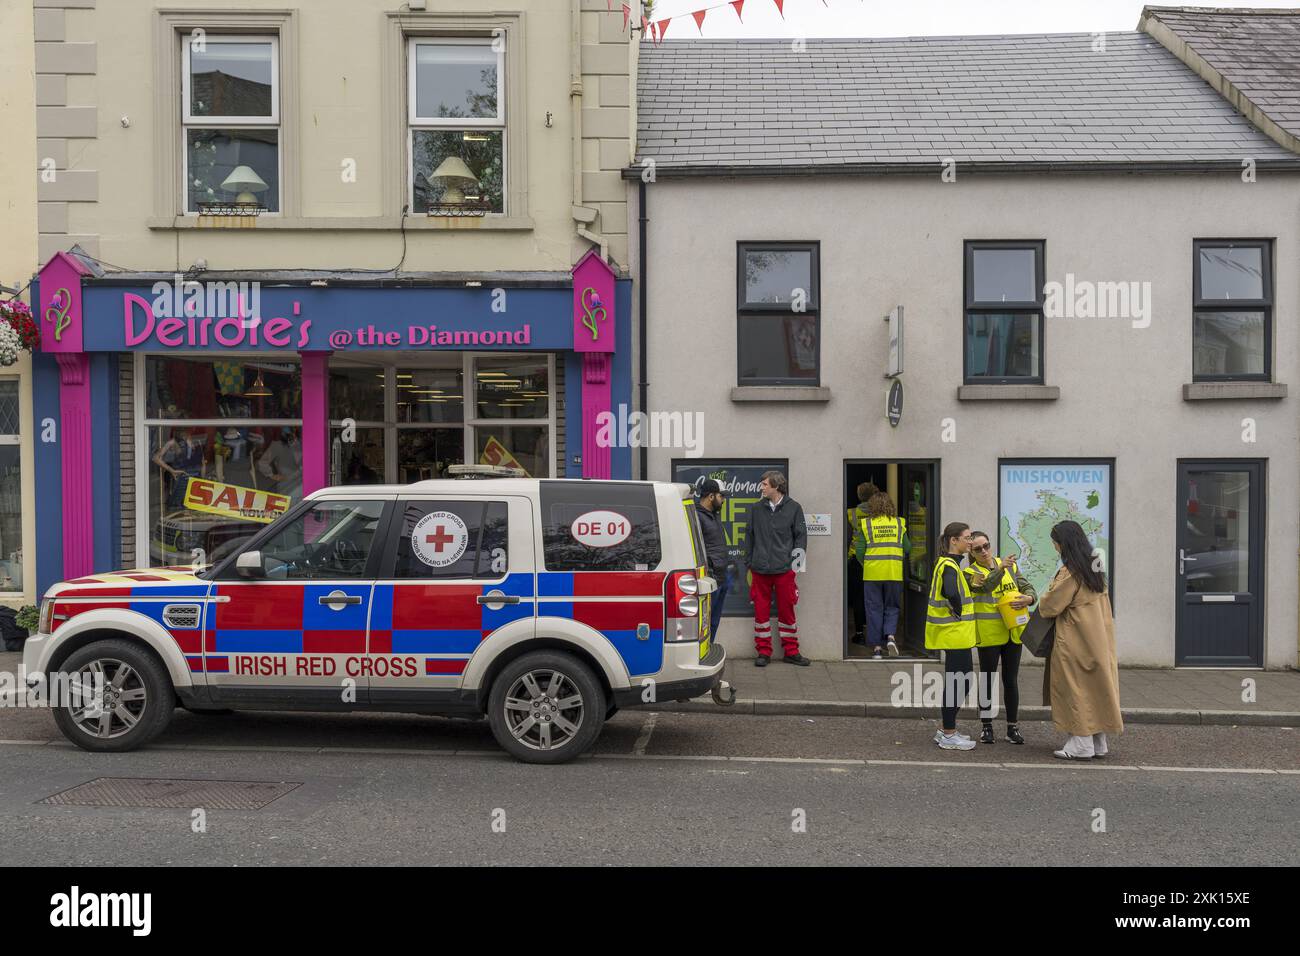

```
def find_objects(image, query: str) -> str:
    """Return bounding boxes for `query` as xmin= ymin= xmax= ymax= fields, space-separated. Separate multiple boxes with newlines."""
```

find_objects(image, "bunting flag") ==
xmin=633 ymin=0 xmax=838 ymax=42
xmin=622 ymin=2 xmax=630 ymax=30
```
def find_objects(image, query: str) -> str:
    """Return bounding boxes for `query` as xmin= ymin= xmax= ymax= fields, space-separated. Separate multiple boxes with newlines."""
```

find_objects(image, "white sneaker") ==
xmin=936 ymin=732 xmax=977 ymax=751
xmin=933 ymin=729 xmax=972 ymax=743
xmin=886 ymin=639 xmax=899 ymax=657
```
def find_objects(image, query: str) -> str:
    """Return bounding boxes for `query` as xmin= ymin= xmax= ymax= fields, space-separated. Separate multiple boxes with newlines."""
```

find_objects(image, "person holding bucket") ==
xmin=964 ymin=532 xmax=1036 ymax=745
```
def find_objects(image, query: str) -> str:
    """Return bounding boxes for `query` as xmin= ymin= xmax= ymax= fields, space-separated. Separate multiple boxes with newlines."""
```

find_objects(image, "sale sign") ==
xmin=182 ymin=477 xmax=292 ymax=524
xmin=479 ymin=435 xmax=530 ymax=476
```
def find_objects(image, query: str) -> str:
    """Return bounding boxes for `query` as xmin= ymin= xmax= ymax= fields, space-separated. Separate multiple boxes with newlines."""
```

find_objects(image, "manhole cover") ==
xmin=40 ymin=777 xmax=301 ymax=810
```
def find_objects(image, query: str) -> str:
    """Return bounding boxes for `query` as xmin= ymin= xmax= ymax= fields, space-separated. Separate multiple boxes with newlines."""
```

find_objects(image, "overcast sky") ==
xmin=643 ymin=0 xmax=1299 ymax=39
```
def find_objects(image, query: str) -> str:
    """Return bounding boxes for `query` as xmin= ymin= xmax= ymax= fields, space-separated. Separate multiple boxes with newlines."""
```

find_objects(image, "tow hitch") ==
xmin=711 ymin=679 xmax=736 ymax=706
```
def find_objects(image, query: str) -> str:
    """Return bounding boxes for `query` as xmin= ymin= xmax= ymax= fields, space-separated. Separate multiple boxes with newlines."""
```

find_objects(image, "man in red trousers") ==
xmin=744 ymin=470 xmax=810 ymax=667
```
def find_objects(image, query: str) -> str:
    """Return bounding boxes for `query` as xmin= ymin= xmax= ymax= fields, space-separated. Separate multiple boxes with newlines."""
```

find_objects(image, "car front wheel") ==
xmin=51 ymin=639 xmax=176 ymax=752
xmin=487 ymin=651 xmax=605 ymax=764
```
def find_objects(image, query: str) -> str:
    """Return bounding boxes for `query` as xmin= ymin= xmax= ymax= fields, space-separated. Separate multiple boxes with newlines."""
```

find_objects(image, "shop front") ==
xmin=32 ymin=250 xmax=631 ymax=592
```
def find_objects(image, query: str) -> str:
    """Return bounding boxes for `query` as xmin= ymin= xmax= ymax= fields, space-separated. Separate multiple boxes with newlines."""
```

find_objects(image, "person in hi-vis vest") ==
xmin=854 ymin=492 xmax=909 ymax=658
xmin=964 ymin=532 xmax=1036 ymax=745
xmin=926 ymin=521 xmax=978 ymax=750
xmin=845 ymin=482 xmax=879 ymax=645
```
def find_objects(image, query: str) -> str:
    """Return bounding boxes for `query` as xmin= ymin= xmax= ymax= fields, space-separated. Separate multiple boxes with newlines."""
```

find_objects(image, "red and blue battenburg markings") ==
xmin=52 ymin=571 xmax=673 ymax=680
xmin=51 ymin=581 xmax=213 ymax=669
xmin=537 ymin=571 xmax=667 ymax=677
xmin=370 ymin=572 xmax=536 ymax=676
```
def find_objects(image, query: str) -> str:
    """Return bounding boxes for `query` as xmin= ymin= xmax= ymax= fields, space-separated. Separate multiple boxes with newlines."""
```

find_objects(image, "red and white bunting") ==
xmin=622 ymin=2 xmax=630 ymax=31
xmin=636 ymin=0 xmax=830 ymax=42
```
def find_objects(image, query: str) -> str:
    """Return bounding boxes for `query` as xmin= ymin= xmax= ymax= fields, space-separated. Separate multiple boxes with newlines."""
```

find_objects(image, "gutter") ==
xmin=619 ymin=157 xmax=1300 ymax=180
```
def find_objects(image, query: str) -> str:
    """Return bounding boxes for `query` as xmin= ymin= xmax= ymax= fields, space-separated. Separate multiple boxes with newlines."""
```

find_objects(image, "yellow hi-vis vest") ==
xmin=963 ymin=562 xmax=1026 ymax=647
xmin=860 ymin=516 xmax=906 ymax=581
xmin=925 ymin=555 xmax=976 ymax=650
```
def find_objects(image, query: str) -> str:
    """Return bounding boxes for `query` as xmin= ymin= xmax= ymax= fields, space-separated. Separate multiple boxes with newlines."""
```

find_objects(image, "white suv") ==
xmin=24 ymin=478 xmax=726 ymax=764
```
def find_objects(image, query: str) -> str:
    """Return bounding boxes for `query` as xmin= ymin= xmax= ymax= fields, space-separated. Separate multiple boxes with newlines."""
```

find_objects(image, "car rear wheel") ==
xmin=487 ymin=651 xmax=605 ymax=764
xmin=51 ymin=639 xmax=176 ymax=753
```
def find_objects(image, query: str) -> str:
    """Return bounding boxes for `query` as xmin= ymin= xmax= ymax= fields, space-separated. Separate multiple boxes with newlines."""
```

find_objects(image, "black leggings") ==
xmin=941 ymin=648 xmax=974 ymax=730
xmin=977 ymin=642 xmax=1023 ymax=724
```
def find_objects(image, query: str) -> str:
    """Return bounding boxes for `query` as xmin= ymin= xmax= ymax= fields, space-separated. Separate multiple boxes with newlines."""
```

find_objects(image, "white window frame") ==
xmin=328 ymin=352 xmax=555 ymax=482
xmin=406 ymin=35 xmax=508 ymax=215
xmin=180 ymin=33 xmax=283 ymax=216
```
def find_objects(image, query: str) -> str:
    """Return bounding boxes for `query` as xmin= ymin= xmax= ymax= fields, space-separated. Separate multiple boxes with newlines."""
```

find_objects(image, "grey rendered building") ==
xmin=627 ymin=26 xmax=1299 ymax=668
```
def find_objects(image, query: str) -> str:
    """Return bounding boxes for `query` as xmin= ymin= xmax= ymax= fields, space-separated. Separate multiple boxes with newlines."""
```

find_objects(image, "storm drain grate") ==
xmin=40 ymin=777 xmax=302 ymax=811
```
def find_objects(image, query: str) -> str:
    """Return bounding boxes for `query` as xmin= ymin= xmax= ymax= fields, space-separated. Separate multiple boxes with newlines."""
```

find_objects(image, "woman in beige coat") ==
xmin=1038 ymin=520 xmax=1123 ymax=759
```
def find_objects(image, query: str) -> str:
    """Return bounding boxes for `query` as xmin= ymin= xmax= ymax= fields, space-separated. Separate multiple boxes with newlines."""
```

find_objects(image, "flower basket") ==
xmin=0 ymin=300 xmax=39 ymax=366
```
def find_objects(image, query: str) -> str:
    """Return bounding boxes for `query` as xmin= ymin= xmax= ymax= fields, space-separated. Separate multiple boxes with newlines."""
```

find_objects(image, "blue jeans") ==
xmin=863 ymin=580 xmax=902 ymax=647
xmin=709 ymin=578 xmax=729 ymax=642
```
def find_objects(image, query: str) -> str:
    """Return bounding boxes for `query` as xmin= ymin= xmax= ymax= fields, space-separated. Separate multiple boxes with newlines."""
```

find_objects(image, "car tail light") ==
xmin=665 ymin=570 xmax=700 ymax=643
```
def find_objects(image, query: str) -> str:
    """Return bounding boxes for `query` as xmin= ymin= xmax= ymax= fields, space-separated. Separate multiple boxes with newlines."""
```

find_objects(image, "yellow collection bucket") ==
xmin=997 ymin=591 xmax=1030 ymax=630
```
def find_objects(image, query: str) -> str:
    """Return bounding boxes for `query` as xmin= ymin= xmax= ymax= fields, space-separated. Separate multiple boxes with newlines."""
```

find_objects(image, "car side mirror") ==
xmin=236 ymin=550 xmax=265 ymax=579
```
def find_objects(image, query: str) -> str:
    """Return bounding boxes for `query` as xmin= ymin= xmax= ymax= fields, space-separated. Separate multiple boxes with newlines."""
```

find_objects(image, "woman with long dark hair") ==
xmin=1039 ymin=520 xmax=1123 ymax=759
xmin=925 ymin=521 xmax=977 ymax=750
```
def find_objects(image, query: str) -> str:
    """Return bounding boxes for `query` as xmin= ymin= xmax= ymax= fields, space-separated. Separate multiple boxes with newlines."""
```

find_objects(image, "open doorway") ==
xmin=843 ymin=459 xmax=940 ymax=660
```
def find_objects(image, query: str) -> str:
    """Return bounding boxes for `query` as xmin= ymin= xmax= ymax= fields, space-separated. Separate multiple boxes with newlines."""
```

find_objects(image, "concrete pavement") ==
xmin=654 ymin=655 xmax=1300 ymax=726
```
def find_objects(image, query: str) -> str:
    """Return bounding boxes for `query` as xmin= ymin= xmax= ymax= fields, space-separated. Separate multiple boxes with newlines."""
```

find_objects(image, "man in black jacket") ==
xmin=744 ymin=470 xmax=810 ymax=666
xmin=694 ymin=479 xmax=730 ymax=643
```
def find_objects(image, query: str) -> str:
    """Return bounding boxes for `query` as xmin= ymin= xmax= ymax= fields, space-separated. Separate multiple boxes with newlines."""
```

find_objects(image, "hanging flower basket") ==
xmin=0 ymin=300 xmax=39 ymax=366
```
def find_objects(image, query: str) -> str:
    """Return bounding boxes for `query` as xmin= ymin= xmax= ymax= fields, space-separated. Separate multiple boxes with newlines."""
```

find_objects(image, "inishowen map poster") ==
xmin=998 ymin=459 xmax=1114 ymax=605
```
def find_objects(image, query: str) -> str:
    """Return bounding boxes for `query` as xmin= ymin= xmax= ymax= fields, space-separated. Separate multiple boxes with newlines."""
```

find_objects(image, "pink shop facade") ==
xmin=31 ymin=249 xmax=631 ymax=591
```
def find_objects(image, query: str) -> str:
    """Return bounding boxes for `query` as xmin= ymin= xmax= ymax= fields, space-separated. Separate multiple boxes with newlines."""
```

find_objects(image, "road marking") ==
xmin=0 ymin=740 xmax=1295 ymax=777
xmin=731 ymin=756 xmax=867 ymax=765
xmin=867 ymin=759 xmax=1003 ymax=770
xmin=632 ymin=713 xmax=658 ymax=756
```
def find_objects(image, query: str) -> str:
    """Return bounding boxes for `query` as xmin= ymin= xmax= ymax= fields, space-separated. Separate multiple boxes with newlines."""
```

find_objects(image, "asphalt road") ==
xmin=1 ymin=706 xmax=1297 ymax=866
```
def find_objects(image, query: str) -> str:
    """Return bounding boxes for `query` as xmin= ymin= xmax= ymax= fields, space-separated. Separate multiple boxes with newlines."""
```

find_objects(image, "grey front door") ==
xmin=1175 ymin=461 xmax=1264 ymax=667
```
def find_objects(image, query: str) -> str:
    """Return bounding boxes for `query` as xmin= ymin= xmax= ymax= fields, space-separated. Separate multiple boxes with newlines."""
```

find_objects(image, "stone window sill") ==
xmin=148 ymin=215 xmax=535 ymax=232
xmin=1183 ymin=382 xmax=1288 ymax=401
xmin=957 ymin=384 xmax=1060 ymax=401
xmin=730 ymin=386 xmax=831 ymax=403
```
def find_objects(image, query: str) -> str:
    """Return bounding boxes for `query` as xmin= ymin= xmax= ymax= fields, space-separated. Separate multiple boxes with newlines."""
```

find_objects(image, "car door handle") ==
xmin=477 ymin=592 xmax=521 ymax=605
xmin=319 ymin=594 xmax=363 ymax=606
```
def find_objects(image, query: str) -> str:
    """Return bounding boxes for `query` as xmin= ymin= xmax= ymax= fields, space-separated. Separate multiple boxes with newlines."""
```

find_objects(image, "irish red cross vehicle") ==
xmin=23 ymin=477 xmax=728 ymax=764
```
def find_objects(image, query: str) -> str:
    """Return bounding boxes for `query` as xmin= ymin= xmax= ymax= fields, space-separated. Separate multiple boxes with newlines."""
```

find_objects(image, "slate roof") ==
xmin=635 ymin=31 xmax=1300 ymax=173
xmin=1142 ymin=6 xmax=1300 ymax=144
